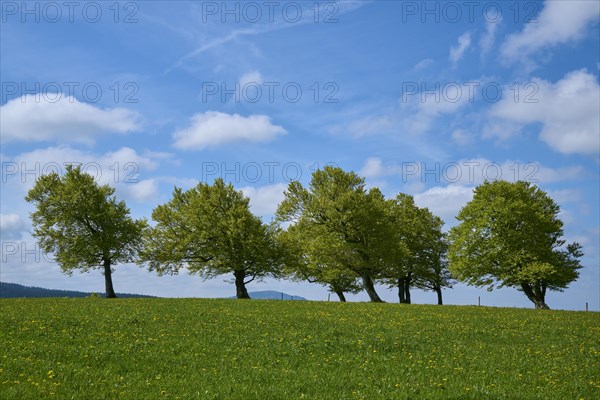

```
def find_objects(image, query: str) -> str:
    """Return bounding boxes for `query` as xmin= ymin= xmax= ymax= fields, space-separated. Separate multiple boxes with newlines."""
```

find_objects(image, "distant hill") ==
xmin=0 ymin=282 xmax=155 ymax=298
xmin=230 ymin=290 xmax=306 ymax=300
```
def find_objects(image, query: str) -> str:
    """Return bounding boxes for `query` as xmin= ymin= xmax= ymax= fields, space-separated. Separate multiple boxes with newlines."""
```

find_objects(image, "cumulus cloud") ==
xmin=402 ymin=84 xmax=473 ymax=135
xmin=124 ymin=179 xmax=159 ymax=202
xmin=1 ymin=213 xmax=25 ymax=239
xmin=13 ymin=146 xmax=161 ymax=184
xmin=359 ymin=157 xmax=584 ymax=186
xmin=449 ymin=32 xmax=471 ymax=63
xmin=359 ymin=157 xmax=402 ymax=178
xmin=501 ymin=1 xmax=600 ymax=64
xmin=360 ymin=157 xmax=385 ymax=178
xmin=4 ymin=146 xmax=166 ymax=202
xmin=172 ymin=111 xmax=286 ymax=150
xmin=536 ymin=165 xmax=585 ymax=183
xmin=0 ymin=95 xmax=141 ymax=144
xmin=240 ymin=183 xmax=288 ymax=217
xmin=414 ymin=185 xmax=475 ymax=226
xmin=488 ymin=69 xmax=600 ymax=154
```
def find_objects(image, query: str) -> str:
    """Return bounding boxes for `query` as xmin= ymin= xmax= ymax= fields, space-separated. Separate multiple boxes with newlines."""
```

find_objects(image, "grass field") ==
xmin=1 ymin=299 xmax=598 ymax=399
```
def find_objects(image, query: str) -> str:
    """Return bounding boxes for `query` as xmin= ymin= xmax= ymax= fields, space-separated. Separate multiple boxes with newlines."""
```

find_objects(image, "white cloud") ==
xmin=235 ymin=71 xmax=264 ymax=102
xmin=451 ymin=129 xmax=473 ymax=146
xmin=0 ymin=95 xmax=141 ymax=144
xmin=488 ymin=69 xmax=600 ymax=154
xmin=359 ymin=157 xmax=402 ymax=178
xmin=449 ymin=32 xmax=471 ymax=63
xmin=413 ymin=59 xmax=434 ymax=71
xmin=481 ymin=120 xmax=524 ymax=142
xmin=5 ymin=146 xmax=165 ymax=205
xmin=172 ymin=111 xmax=286 ymax=150
xmin=501 ymin=1 xmax=600 ymax=64
xmin=414 ymin=185 xmax=475 ymax=225
xmin=360 ymin=157 xmax=385 ymax=178
xmin=331 ymin=77 xmax=478 ymax=138
xmin=1 ymin=213 xmax=24 ymax=239
xmin=125 ymin=179 xmax=159 ymax=202
xmin=239 ymin=70 xmax=263 ymax=86
xmin=359 ymin=157 xmax=583 ymax=186
xmin=479 ymin=19 xmax=500 ymax=56
xmin=240 ymin=183 xmax=288 ymax=217
xmin=537 ymin=165 xmax=584 ymax=183
xmin=403 ymin=84 xmax=473 ymax=135
xmin=12 ymin=146 xmax=161 ymax=186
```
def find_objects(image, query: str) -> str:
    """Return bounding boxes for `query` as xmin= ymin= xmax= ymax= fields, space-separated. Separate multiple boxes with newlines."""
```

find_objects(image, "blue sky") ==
xmin=1 ymin=0 xmax=598 ymax=310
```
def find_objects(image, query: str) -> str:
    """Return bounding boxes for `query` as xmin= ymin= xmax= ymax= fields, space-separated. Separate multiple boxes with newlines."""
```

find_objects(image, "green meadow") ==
xmin=1 ymin=298 xmax=598 ymax=399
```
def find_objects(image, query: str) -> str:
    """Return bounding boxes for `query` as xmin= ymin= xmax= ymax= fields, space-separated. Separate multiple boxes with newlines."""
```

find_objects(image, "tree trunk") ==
xmin=335 ymin=290 xmax=347 ymax=302
xmin=361 ymin=273 xmax=384 ymax=302
xmin=103 ymin=258 xmax=117 ymax=298
xmin=234 ymin=270 xmax=251 ymax=299
xmin=404 ymin=275 xmax=412 ymax=304
xmin=398 ymin=277 xmax=411 ymax=304
xmin=435 ymin=286 xmax=443 ymax=305
xmin=521 ymin=282 xmax=550 ymax=309
xmin=397 ymin=278 xmax=406 ymax=303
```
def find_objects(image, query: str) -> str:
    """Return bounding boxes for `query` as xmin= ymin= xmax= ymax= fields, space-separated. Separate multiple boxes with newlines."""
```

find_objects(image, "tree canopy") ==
xmin=25 ymin=165 xmax=146 ymax=298
xmin=383 ymin=194 xmax=452 ymax=305
xmin=279 ymin=220 xmax=362 ymax=302
xmin=276 ymin=166 xmax=396 ymax=302
xmin=142 ymin=178 xmax=284 ymax=299
xmin=448 ymin=180 xmax=582 ymax=309
xmin=25 ymin=164 xmax=583 ymax=307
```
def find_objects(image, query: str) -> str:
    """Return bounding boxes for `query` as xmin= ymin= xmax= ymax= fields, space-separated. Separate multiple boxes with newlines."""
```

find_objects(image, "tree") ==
xmin=276 ymin=167 xmax=394 ymax=302
xmin=25 ymin=165 xmax=146 ymax=298
xmin=448 ymin=180 xmax=582 ymax=309
xmin=279 ymin=221 xmax=362 ymax=302
xmin=413 ymin=232 xmax=453 ymax=306
xmin=384 ymin=194 xmax=451 ymax=304
xmin=142 ymin=178 xmax=283 ymax=299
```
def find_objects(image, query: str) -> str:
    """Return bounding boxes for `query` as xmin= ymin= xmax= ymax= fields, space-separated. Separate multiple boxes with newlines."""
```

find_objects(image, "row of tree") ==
xmin=25 ymin=165 xmax=582 ymax=309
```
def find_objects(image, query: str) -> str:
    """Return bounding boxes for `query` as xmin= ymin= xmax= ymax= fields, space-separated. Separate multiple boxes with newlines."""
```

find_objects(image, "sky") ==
xmin=1 ymin=0 xmax=598 ymax=310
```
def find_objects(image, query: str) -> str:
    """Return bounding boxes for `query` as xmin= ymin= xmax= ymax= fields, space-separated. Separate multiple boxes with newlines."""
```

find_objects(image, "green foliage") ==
xmin=276 ymin=167 xmax=395 ymax=301
xmin=1 ymin=298 xmax=598 ymax=400
xmin=384 ymin=194 xmax=452 ymax=303
xmin=279 ymin=221 xmax=362 ymax=299
xmin=448 ymin=180 xmax=582 ymax=309
xmin=142 ymin=178 xmax=284 ymax=298
xmin=25 ymin=165 xmax=146 ymax=297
